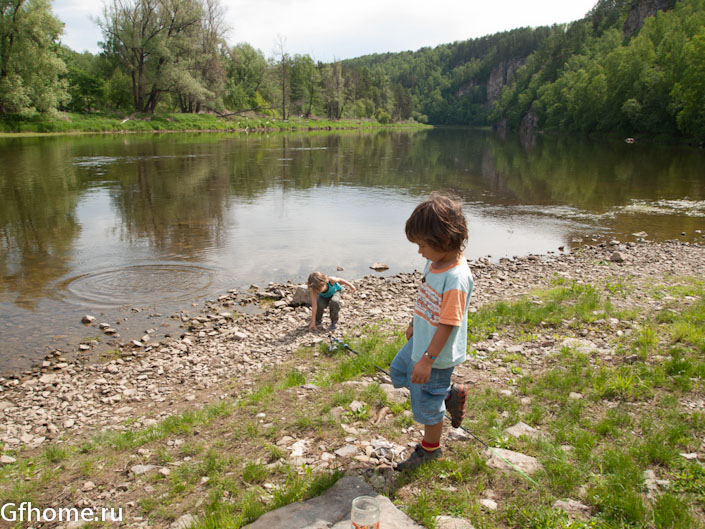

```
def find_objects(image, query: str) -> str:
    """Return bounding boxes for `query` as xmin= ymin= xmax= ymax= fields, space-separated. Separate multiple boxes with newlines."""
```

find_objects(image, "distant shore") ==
xmin=0 ymin=113 xmax=430 ymax=136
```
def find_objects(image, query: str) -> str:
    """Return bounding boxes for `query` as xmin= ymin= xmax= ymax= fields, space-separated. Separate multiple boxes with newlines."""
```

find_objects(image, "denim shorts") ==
xmin=389 ymin=337 xmax=454 ymax=425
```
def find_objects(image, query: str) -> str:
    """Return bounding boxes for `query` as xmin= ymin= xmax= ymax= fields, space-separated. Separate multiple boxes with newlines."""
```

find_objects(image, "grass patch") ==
xmin=468 ymin=281 xmax=612 ymax=342
xmin=2 ymin=274 xmax=704 ymax=529
xmin=0 ymin=112 xmax=430 ymax=135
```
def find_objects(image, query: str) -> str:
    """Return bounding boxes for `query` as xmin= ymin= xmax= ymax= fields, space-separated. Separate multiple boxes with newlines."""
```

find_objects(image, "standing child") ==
xmin=391 ymin=193 xmax=473 ymax=471
xmin=307 ymin=272 xmax=356 ymax=331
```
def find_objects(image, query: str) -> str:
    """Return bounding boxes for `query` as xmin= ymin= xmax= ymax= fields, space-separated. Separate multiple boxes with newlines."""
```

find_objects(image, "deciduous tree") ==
xmin=97 ymin=0 xmax=218 ymax=113
xmin=0 ymin=0 xmax=68 ymax=114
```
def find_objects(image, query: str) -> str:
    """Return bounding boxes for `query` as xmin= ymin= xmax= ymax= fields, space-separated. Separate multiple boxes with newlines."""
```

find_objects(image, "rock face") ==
xmin=487 ymin=59 xmax=526 ymax=103
xmin=623 ymin=0 xmax=676 ymax=37
xmin=520 ymin=108 xmax=539 ymax=136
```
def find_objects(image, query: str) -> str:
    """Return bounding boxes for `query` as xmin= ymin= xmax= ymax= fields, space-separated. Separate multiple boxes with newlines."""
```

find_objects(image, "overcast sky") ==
xmin=54 ymin=0 xmax=598 ymax=61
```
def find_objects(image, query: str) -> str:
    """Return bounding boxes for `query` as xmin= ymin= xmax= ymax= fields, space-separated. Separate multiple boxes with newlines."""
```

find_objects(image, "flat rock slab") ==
xmin=243 ymin=476 xmax=422 ymax=529
xmin=484 ymin=447 xmax=543 ymax=475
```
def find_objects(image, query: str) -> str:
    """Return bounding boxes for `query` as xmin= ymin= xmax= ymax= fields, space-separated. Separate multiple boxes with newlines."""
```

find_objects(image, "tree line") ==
xmin=0 ymin=0 xmax=417 ymax=122
xmin=1 ymin=0 xmax=703 ymax=138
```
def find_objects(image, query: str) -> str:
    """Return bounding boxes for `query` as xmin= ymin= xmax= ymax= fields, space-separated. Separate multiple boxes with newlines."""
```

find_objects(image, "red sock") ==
xmin=421 ymin=439 xmax=440 ymax=452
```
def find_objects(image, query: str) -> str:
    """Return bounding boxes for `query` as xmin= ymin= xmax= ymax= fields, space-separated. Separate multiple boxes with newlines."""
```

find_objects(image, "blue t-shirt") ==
xmin=319 ymin=281 xmax=342 ymax=299
xmin=412 ymin=258 xmax=474 ymax=369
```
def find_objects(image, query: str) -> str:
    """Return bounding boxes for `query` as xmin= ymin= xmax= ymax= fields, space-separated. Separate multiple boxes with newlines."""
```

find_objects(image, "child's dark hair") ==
xmin=405 ymin=193 xmax=468 ymax=252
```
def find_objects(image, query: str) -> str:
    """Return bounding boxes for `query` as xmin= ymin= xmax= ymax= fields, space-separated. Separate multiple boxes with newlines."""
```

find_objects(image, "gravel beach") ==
xmin=2 ymin=238 xmax=704 ymax=451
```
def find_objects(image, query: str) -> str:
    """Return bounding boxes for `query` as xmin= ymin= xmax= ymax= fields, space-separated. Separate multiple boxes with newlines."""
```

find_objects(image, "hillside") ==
xmin=343 ymin=0 xmax=705 ymax=139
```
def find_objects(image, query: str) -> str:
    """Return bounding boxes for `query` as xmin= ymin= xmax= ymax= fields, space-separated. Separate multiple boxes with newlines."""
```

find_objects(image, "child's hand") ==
xmin=410 ymin=357 xmax=433 ymax=384
xmin=405 ymin=324 xmax=414 ymax=340
xmin=308 ymin=322 xmax=318 ymax=331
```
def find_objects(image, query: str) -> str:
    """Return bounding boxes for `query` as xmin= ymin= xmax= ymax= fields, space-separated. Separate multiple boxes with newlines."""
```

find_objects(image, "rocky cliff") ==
xmin=623 ymin=0 xmax=676 ymax=37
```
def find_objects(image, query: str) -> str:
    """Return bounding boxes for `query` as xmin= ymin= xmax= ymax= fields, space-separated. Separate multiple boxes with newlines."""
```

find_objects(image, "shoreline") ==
xmin=1 ymin=238 xmax=704 ymax=449
xmin=1 ymin=238 xmax=704 ymax=528
xmin=0 ymin=114 xmax=430 ymax=137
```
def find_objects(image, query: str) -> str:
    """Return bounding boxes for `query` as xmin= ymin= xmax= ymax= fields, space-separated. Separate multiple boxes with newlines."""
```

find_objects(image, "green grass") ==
xmin=2 ymin=275 xmax=704 ymax=529
xmin=0 ymin=112 xmax=430 ymax=135
xmin=468 ymin=281 xmax=611 ymax=341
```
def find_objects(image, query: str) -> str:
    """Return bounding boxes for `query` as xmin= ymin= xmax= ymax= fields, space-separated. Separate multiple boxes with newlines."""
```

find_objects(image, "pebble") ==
xmin=334 ymin=444 xmax=359 ymax=458
xmin=171 ymin=514 xmax=197 ymax=529
xmin=479 ymin=498 xmax=498 ymax=511
xmin=0 ymin=455 xmax=17 ymax=465
xmin=553 ymin=499 xmax=591 ymax=518
xmin=435 ymin=515 xmax=475 ymax=529
xmin=131 ymin=464 xmax=157 ymax=475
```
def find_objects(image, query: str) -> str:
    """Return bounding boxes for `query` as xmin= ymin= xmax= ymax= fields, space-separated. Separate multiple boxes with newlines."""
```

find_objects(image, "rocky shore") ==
xmin=1 ymin=238 xmax=703 ymax=454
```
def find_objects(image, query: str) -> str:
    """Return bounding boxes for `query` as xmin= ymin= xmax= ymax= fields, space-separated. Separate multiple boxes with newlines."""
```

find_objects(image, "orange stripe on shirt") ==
xmin=438 ymin=289 xmax=468 ymax=326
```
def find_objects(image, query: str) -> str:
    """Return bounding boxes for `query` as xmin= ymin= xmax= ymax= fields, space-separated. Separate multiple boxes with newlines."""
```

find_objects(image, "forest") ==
xmin=1 ymin=0 xmax=703 ymax=138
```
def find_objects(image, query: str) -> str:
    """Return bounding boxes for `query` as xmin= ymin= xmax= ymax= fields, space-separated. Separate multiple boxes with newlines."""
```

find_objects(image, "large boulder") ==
xmin=243 ymin=476 xmax=423 ymax=529
xmin=291 ymin=285 xmax=312 ymax=306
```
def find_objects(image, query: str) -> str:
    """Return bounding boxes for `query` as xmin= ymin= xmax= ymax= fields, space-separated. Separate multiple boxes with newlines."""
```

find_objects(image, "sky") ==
xmin=54 ymin=0 xmax=599 ymax=61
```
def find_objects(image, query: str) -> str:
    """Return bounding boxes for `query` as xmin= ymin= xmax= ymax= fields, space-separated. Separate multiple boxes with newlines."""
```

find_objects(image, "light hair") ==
xmin=307 ymin=272 xmax=328 ymax=293
xmin=405 ymin=193 xmax=468 ymax=252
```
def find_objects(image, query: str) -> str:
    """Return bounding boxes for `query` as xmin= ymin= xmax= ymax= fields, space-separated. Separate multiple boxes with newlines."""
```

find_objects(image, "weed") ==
xmin=242 ymin=461 xmax=268 ymax=484
xmin=279 ymin=370 xmax=307 ymax=389
xmin=587 ymin=450 xmax=646 ymax=525
xmin=43 ymin=444 xmax=71 ymax=463
xmin=652 ymin=493 xmax=696 ymax=529
xmin=241 ymin=385 xmax=274 ymax=407
xmin=671 ymin=461 xmax=705 ymax=503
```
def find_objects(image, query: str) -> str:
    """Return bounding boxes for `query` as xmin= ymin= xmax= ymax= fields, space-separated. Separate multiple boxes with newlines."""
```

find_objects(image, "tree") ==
xmin=223 ymin=43 xmax=270 ymax=112
xmin=320 ymin=61 xmax=347 ymax=119
xmin=288 ymin=54 xmax=320 ymax=117
xmin=673 ymin=30 xmax=705 ymax=138
xmin=62 ymin=49 xmax=106 ymax=113
xmin=0 ymin=0 xmax=68 ymax=114
xmin=174 ymin=0 xmax=228 ymax=113
xmin=97 ymin=0 xmax=210 ymax=113
xmin=273 ymin=34 xmax=289 ymax=119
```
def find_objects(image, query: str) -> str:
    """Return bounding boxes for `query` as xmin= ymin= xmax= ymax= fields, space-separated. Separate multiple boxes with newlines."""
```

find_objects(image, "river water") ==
xmin=1 ymin=128 xmax=704 ymax=372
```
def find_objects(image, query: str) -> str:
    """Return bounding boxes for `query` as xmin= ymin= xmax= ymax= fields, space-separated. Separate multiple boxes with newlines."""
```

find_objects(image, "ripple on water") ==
xmin=59 ymin=263 xmax=218 ymax=308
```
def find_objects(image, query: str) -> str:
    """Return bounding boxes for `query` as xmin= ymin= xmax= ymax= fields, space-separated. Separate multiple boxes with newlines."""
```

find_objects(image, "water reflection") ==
xmin=0 ymin=139 xmax=83 ymax=309
xmin=0 ymin=129 xmax=703 ymax=371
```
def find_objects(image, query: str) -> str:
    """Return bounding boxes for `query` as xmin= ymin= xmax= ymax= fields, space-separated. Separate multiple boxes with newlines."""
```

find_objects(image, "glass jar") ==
xmin=351 ymin=495 xmax=380 ymax=529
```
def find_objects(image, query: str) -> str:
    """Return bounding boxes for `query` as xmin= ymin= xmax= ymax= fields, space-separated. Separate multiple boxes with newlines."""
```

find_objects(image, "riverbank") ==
xmin=1 ymin=239 xmax=704 ymax=528
xmin=0 ymin=113 xmax=429 ymax=135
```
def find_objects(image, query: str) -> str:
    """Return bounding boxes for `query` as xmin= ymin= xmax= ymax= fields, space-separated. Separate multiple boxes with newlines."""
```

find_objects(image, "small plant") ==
xmin=43 ymin=445 xmax=70 ymax=463
xmin=279 ymin=370 xmax=307 ymax=388
xmin=242 ymin=461 xmax=268 ymax=484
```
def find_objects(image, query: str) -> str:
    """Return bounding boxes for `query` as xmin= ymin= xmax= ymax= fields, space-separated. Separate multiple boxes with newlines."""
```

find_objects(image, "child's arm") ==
xmin=410 ymin=323 xmax=454 ymax=384
xmin=308 ymin=290 xmax=318 ymax=330
xmin=331 ymin=277 xmax=356 ymax=291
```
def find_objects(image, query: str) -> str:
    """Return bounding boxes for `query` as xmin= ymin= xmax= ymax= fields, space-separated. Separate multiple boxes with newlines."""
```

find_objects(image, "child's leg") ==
xmin=315 ymin=295 xmax=328 ymax=325
xmin=389 ymin=338 xmax=413 ymax=389
xmin=410 ymin=366 xmax=453 ymax=427
xmin=396 ymin=368 xmax=451 ymax=471
xmin=328 ymin=292 xmax=342 ymax=323
xmin=422 ymin=421 xmax=443 ymax=446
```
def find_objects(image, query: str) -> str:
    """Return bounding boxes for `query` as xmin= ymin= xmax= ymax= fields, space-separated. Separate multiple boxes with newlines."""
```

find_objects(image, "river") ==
xmin=1 ymin=128 xmax=704 ymax=372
